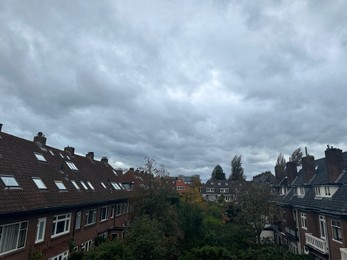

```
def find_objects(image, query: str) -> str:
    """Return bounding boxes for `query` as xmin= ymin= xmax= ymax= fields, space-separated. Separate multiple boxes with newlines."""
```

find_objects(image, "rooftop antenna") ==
xmin=305 ymin=147 xmax=308 ymax=156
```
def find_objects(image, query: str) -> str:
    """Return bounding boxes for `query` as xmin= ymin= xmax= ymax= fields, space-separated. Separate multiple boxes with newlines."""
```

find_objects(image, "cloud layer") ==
xmin=1 ymin=0 xmax=347 ymax=181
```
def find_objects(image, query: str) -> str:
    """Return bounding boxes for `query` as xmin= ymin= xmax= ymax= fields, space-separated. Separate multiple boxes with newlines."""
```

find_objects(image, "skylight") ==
xmin=71 ymin=180 xmax=80 ymax=190
xmin=49 ymin=150 xmax=55 ymax=156
xmin=1 ymin=176 xmax=19 ymax=187
xmin=101 ymin=182 xmax=106 ymax=189
xmin=54 ymin=181 xmax=67 ymax=190
xmin=111 ymin=182 xmax=121 ymax=190
xmin=87 ymin=181 xmax=95 ymax=190
xmin=66 ymin=161 xmax=78 ymax=170
xmin=32 ymin=177 xmax=47 ymax=189
xmin=34 ymin=152 xmax=46 ymax=162
xmin=59 ymin=153 xmax=65 ymax=158
xmin=80 ymin=181 xmax=88 ymax=190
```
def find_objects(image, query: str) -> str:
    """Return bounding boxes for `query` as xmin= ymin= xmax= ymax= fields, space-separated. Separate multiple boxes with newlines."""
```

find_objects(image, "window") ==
xmin=85 ymin=209 xmax=96 ymax=226
xmin=301 ymin=213 xmax=307 ymax=229
xmin=315 ymin=186 xmax=321 ymax=196
xmin=59 ymin=153 xmax=65 ymax=158
xmin=66 ymin=161 xmax=78 ymax=171
xmin=75 ymin=211 xmax=81 ymax=230
xmin=332 ymin=220 xmax=342 ymax=242
xmin=319 ymin=215 xmax=327 ymax=239
xmin=32 ymin=177 xmax=47 ymax=189
xmin=0 ymin=221 xmax=28 ymax=255
xmin=206 ymin=188 xmax=215 ymax=192
xmin=220 ymin=188 xmax=229 ymax=193
xmin=87 ymin=181 xmax=94 ymax=190
xmin=341 ymin=248 xmax=347 ymax=260
xmin=81 ymin=240 xmax=93 ymax=252
xmin=71 ymin=180 xmax=80 ymax=190
xmin=297 ymin=187 xmax=305 ymax=197
xmin=34 ymin=152 xmax=46 ymax=162
xmin=101 ymin=182 xmax=106 ymax=189
xmin=100 ymin=206 xmax=108 ymax=222
xmin=111 ymin=182 xmax=121 ymax=190
xmin=54 ymin=181 xmax=67 ymax=190
xmin=49 ymin=150 xmax=55 ymax=156
xmin=80 ymin=181 xmax=88 ymax=190
xmin=49 ymin=250 xmax=69 ymax=260
xmin=116 ymin=204 xmax=121 ymax=216
xmin=325 ymin=186 xmax=331 ymax=196
xmin=51 ymin=213 xmax=71 ymax=238
xmin=35 ymin=218 xmax=46 ymax=243
xmin=0 ymin=176 xmax=20 ymax=188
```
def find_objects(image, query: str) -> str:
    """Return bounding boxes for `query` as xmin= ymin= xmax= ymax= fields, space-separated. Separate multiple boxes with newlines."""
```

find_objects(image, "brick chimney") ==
xmin=274 ymin=165 xmax=286 ymax=185
xmin=86 ymin=152 xmax=94 ymax=160
xmin=33 ymin=132 xmax=47 ymax=147
xmin=325 ymin=147 xmax=344 ymax=183
xmin=286 ymin=161 xmax=297 ymax=186
xmin=302 ymin=155 xmax=315 ymax=184
xmin=64 ymin=146 xmax=75 ymax=156
xmin=101 ymin=157 xmax=108 ymax=163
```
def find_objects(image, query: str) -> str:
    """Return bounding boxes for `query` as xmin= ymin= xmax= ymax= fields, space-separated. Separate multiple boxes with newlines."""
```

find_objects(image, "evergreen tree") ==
xmin=211 ymin=165 xmax=226 ymax=180
xmin=229 ymin=155 xmax=245 ymax=181
xmin=291 ymin=147 xmax=303 ymax=166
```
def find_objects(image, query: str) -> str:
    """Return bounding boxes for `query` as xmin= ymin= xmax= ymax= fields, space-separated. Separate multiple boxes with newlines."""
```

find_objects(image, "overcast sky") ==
xmin=1 ymin=1 xmax=347 ymax=181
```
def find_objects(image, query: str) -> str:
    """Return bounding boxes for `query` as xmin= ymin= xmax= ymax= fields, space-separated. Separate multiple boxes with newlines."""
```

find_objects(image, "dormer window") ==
xmin=206 ymin=188 xmax=215 ymax=192
xmin=32 ymin=177 xmax=47 ymax=189
xmin=34 ymin=152 xmax=46 ymax=162
xmin=297 ymin=187 xmax=305 ymax=197
xmin=280 ymin=187 xmax=288 ymax=195
xmin=1 ymin=176 xmax=20 ymax=188
xmin=315 ymin=185 xmax=338 ymax=198
xmin=54 ymin=181 xmax=67 ymax=190
xmin=66 ymin=161 xmax=78 ymax=171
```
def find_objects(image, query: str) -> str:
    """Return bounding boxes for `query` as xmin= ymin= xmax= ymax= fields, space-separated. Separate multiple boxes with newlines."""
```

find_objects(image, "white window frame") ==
xmin=100 ymin=206 xmax=108 ymax=222
xmin=51 ymin=213 xmax=71 ymax=238
xmin=32 ymin=177 xmax=47 ymax=189
xmin=75 ymin=211 xmax=82 ymax=230
xmin=110 ymin=206 xmax=115 ymax=219
xmin=0 ymin=221 xmax=28 ymax=255
xmin=35 ymin=217 xmax=46 ymax=243
xmin=85 ymin=209 xmax=96 ymax=226
xmin=81 ymin=240 xmax=93 ymax=252
xmin=319 ymin=215 xmax=327 ymax=239
xmin=301 ymin=213 xmax=307 ymax=229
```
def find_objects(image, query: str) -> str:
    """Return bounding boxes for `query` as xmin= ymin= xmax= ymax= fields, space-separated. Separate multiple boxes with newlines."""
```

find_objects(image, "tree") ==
xmin=237 ymin=182 xmax=277 ymax=244
xmin=211 ymin=165 xmax=226 ymax=180
xmin=229 ymin=155 xmax=245 ymax=181
xmin=291 ymin=147 xmax=303 ymax=166
xmin=275 ymin=153 xmax=286 ymax=175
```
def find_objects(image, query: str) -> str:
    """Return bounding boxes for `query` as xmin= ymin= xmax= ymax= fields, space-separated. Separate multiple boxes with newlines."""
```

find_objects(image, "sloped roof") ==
xmin=0 ymin=131 xmax=127 ymax=216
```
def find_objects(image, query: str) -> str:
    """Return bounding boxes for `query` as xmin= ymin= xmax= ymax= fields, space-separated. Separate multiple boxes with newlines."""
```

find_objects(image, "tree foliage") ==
xmin=230 ymin=155 xmax=245 ymax=181
xmin=275 ymin=153 xmax=286 ymax=175
xmin=211 ymin=165 xmax=226 ymax=180
xmin=291 ymin=147 xmax=303 ymax=166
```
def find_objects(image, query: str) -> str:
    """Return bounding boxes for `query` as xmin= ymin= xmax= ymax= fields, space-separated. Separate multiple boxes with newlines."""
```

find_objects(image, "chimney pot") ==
xmin=101 ymin=157 xmax=108 ymax=163
xmin=0 ymin=123 xmax=2 ymax=132
xmin=86 ymin=152 xmax=94 ymax=160
xmin=33 ymin=132 xmax=47 ymax=147
xmin=64 ymin=146 xmax=75 ymax=156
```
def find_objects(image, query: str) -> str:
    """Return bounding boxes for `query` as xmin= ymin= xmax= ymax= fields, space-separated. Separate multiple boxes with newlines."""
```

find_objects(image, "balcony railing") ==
xmin=305 ymin=233 xmax=329 ymax=254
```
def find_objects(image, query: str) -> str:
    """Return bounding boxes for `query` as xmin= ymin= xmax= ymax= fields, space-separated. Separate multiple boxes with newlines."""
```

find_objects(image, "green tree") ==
xmin=291 ymin=147 xmax=303 ymax=166
xmin=229 ymin=155 xmax=245 ymax=181
xmin=275 ymin=153 xmax=286 ymax=175
xmin=238 ymin=182 xmax=277 ymax=244
xmin=211 ymin=165 xmax=226 ymax=180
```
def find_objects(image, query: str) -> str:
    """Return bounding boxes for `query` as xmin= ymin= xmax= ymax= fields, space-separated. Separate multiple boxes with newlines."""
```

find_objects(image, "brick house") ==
xmin=201 ymin=179 xmax=244 ymax=202
xmin=273 ymin=147 xmax=347 ymax=260
xmin=0 ymin=127 xmax=130 ymax=259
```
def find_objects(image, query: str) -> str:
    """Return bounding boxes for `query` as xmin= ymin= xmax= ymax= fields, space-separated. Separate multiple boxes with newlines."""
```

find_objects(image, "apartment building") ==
xmin=273 ymin=147 xmax=347 ymax=260
xmin=0 ymin=127 xmax=129 ymax=259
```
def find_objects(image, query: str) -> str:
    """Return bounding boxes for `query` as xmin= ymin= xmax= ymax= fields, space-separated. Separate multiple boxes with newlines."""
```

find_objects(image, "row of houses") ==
xmin=0 ymin=125 xmax=199 ymax=260
xmin=273 ymin=147 xmax=347 ymax=260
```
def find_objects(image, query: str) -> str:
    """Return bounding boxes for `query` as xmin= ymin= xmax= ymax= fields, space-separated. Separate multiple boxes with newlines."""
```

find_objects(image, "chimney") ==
xmin=86 ymin=152 xmax=94 ymax=160
xmin=64 ymin=146 xmax=75 ymax=156
xmin=302 ymin=155 xmax=315 ymax=184
xmin=0 ymin=123 xmax=2 ymax=132
xmin=33 ymin=132 xmax=47 ymax=147
xmin=325 ymin=147 xmax=344 ymax=183
xmin=286 ymin=161 xmax=297 ymax=186
xmin=101 ymin=157 xmax=108 ymax=163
